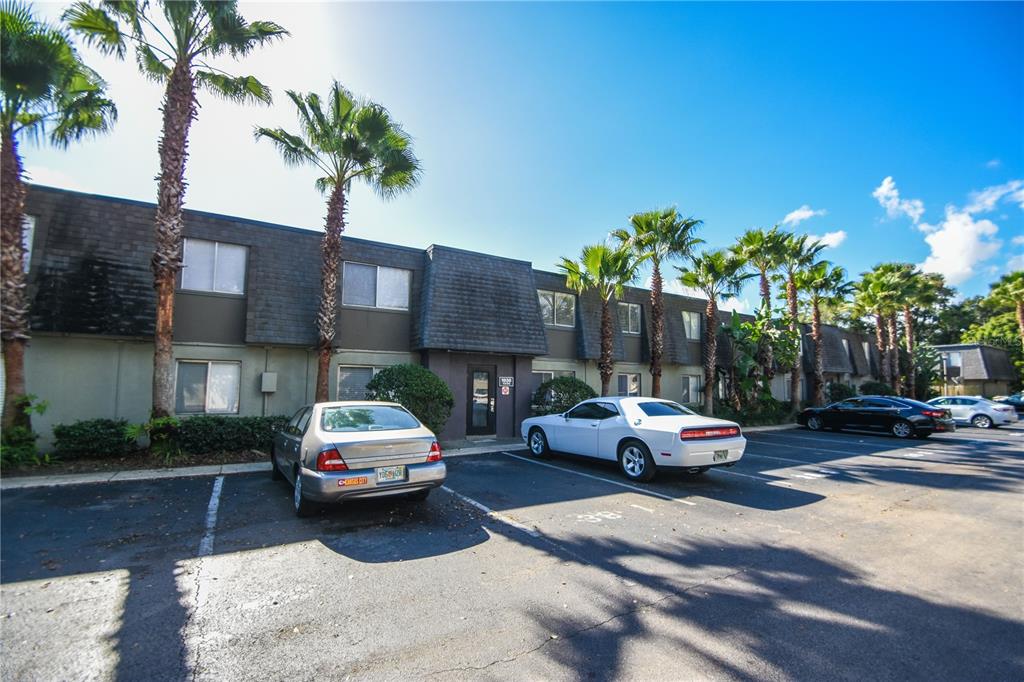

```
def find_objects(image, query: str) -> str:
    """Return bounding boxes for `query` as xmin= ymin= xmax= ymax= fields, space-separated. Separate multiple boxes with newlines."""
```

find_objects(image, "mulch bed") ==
xmin=1 ymin=448 xmax=267 ymax=478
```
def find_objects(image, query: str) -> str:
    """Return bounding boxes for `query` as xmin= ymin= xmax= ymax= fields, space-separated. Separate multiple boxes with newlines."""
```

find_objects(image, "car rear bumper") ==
xmin=992 ymin=412 xmax=1019 ymax=425
xmin=660 ymin=436 xmax=746 ymax=468
xmin=925 ymin=418 xmax=957 ymax=433
xmin=299 ymin=461 xmax=447 ymax=503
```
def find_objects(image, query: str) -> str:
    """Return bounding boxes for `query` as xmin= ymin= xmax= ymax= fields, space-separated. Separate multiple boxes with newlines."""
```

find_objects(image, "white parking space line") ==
xmin=197 ymin=475 xmax=225 ymax=557
xmin=501 ymin=452 xmax=698 ymax=505
xmin=746 ymin=440 xmax=947 ymax=458
xmin=747 ymin=432 xmax=954 ymax=455
xmin=440 ymin=485 xmax=541 ymax=538
xmin=630 ymin=504 xmax=655 ymax=513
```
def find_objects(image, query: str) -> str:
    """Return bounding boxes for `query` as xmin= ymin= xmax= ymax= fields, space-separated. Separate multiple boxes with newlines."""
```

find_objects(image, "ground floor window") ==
xmin=338 ymin=366 xmax=380 ymax=400
xmin=682 ymin=374 xmax=703 ymax=404
xmin=175 ymin=361 xmax=241 ymax=414
xmin=617 ymin=373 xmax=641 ymax=397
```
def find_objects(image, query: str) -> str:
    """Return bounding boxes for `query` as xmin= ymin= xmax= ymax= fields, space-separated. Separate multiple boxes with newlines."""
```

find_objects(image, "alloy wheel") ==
xmin=972 ymin=415 xmax=992 ymax=429
xmin=530 ymin=431 xmax=545 ymax=454
xmin=807 ymin=416 xmax=822 ymax=431
xmin=622 ymin=446 xmax=646 ymax=477
xmin=892 ymin=421 xmax=913 ymax=438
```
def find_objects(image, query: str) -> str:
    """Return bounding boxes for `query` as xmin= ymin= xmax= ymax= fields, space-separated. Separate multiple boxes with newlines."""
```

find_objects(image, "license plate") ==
xmin=376 ymin=465 xmax=406 ymax=483
xmin=713 ymin=450 xmax=729 ymax=462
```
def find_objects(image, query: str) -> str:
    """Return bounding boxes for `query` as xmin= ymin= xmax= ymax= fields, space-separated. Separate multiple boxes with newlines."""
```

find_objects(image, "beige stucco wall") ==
xmin=22 ymin=335 xmax=418 ymax=448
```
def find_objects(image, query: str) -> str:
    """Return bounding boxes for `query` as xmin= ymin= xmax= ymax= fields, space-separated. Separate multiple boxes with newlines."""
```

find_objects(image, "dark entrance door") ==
xmin=467 ymin=366 xmax=496 ymax=435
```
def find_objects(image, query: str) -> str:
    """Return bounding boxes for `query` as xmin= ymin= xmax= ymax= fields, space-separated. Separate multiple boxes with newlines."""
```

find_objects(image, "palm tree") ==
xmin=677 ymin=250 xmax=750 ymax=415
xmin=560 ymin=244 xmax=644 ymax=396
xmin=987 ymin=271 xmax=1024 ymax=352
xmin=256 ymin=82 xmax=421 ymax=401
xmin=612 ymin=207 xmax=702 ymax=398
xmin=66 ymin=1 xmax=287 ymax=417
xmin=1 ymin=1 xmax=116 ymax=431
xmin=732 ymin=226 xmax=785 ymax=380
xmin=776 ymin=233 xmax=825 ymax=414
xmin=796 ymin=262 xmax=852 ymax=406
xmin=852 ymin=274 xmax=893 ymax=389
xmin=886 ymin=265 xmax=944 ymax=398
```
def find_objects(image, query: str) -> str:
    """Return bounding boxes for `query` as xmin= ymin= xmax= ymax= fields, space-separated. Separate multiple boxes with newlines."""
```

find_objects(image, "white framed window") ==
xmin=342 ymin=262 xmax=411 ymax=310
xmin=537 ymin=290 xmax=576 ymax=327
xmin=617 ymin=372 xmax=641 ymax=397
xmin=682 ymin=374 xmax=703 ymax=404
xmin=175 ymin=361 xmax=241 ymax=414
xmin=338 ymin=365 xmax=381 ymax=400
xmin=181 ymin=238 xmax=247 ymax=294
xmin=22 ymin=215 xmax=35 ymax=273
xmin=618 ymin=302 xmax=641 ymax=335
xmin=682 ymin=311 xmax=701 ymax=340
xmin=943 ymin=352 xmax=962 ymax=378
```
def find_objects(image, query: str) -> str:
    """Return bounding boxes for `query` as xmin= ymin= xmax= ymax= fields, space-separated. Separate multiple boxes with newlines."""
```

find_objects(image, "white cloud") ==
xmin=1008 ymin=253 xmax=1024 ymax=271
xmin=782 ymin=205 xmax=826 ymax=226
xmin=719 ymin=297 xmax=751 ymax=314
xmin=663 ymin=279 xmax=750 ymax=313
xmin=986 ymin=159 xmax=1002 ymax=169
xmin=808 ymin=230 xmax=847 ymax=248
xmin=965 ymin=180 xmax=1024 ymax=214
xmin=918 ymin=206 xmax=1002 ymax=285
xmin=872 ymin=176 xmax=925 ymax=224
xmin=1012 ymin=235 xmax=1024 ymax=246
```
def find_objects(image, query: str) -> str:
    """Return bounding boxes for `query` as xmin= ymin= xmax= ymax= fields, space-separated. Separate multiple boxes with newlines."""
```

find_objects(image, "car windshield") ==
xmin=320 ymin=405 xmax=420 ymax=432
xmin=637 ymin=401 xmax=695 ymax=417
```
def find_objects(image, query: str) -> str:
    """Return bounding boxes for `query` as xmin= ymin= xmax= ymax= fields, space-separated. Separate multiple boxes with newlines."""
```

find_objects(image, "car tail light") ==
xmin=680 ymin=426 xmax=741 ymax=440
xmin=426 ymin=441 xmax=442 ymax=462
xmin=316 ymin=447 xmax=348 ymax=472
xmin=921 ymin=409 xmax=945 ymax=418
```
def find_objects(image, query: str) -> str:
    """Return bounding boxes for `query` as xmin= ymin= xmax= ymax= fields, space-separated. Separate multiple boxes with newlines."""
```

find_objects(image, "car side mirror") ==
xmin=562 ymin=413 xmax=569 ymax=420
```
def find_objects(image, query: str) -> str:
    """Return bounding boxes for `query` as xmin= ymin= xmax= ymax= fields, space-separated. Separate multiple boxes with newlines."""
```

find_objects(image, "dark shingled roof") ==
xmin=934 ymin=344 xmax=1017 ymax=381
xmin=798 ymin=323 xmax=879 ymax=376
xmin=414 ymin=246 xmax=548 ymax=355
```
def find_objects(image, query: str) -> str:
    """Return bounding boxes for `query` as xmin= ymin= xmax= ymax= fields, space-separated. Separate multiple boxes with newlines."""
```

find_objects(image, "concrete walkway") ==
xmin=0 ymin=424 xmax=796 ymax=491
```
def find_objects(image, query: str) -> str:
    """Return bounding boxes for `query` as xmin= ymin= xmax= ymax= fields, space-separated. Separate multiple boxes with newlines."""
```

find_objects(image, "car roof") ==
xmin=312 ymin=400 xmax=403 ymax=408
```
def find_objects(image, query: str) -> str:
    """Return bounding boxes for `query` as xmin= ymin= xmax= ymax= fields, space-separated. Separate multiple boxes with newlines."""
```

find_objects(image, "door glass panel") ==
xmin=471 ymin=371 xmax=490 ymax=429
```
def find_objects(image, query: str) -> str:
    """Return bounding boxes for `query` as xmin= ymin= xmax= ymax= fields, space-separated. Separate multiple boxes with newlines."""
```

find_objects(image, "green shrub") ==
xmin=365 ymin=364 xmax=454 ymax=434
xmin=859 ymin=380 xmax=896 ymax=396
xmin=825 ymin=382 xmax=857 ymax=403
xmin=712 ymin=396 xmax=793 ymax=426
xmin=53 ymin=418 xmax=135 ymax=459
xmin=1 ymin=426 xmax=40 ymax=467
xmin=172 ymin=415 xmax=289 ymax=454
xmin=532 ymin=376 xmax=598 ymax=415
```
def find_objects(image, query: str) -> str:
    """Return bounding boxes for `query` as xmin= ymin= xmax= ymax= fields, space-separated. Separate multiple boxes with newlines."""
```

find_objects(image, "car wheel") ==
xmin=407 ymin=488 xmax=431 ymax=502
xmin=270 ymin=447 xmax=283 ymax=481
xmin=970 ymin=414 xmax=993 ymax=429
xmin=891 ymin=420 xmax=914 ymax=439
xmin=806 ymin=415 xmax=823 ymax=431
xmin=618 ymin=441 xmax=656 ymax=482
xmin=293 ymin=470 xmax=318 ymax=518
xmin=528 ymin=428 xmax=551 ymax=459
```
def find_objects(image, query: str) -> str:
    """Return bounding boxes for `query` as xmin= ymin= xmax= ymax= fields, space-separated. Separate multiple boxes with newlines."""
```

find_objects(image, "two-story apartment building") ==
xmin=16 ymin=185 xmax=879 ymax=445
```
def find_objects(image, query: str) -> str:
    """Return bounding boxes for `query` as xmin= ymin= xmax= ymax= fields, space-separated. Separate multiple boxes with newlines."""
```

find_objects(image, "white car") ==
xmin=520 ymin=397 xmax=746 ymax=482
xmin=927 ymin=396 xmax=1019 ymax=429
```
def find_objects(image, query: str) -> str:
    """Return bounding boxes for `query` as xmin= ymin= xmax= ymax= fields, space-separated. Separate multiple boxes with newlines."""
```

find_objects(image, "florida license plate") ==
xmin=713 ymin=450 xmax=729 ymax=462
xmin=376 ymin=465 xmax=406 ymax=483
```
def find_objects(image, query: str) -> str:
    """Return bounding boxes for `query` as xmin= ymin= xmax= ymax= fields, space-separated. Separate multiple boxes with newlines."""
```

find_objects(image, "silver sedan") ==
xmin=271 ymin=401 xmax=446 ymax=516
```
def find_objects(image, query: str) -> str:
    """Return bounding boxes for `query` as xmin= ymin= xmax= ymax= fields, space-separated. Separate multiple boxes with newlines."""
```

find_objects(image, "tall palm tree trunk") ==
xmin=151 ymin=64 xmax=197 ymax=417
xmin=315 ymin=184 xmax=347 ymax=401
xmin=649 ymin=261 xmax=664 ymax=398
xmin=702 ymin=299 xmax=718 ymax=415
xmin=598 ymin=299 xmax=614 ymax=396
xmin=875 ymin=311 xmax=890 ymax=387
xmin=1016 ymin=300 xmax=1024 ymax=353
xmin=812 ymin=301 xmax=825 ymax=406
xmin=1 ymin=124 xmax=31 ymax=431
xmin=903 ymin=306 xmax=916 ymax=399
xmin=787 ymin=277 xmax=801 ymax=415
xmin=759 ymin=272 xmax=775 ymax=381
xmin=887 ymin=313 xmax=901 ymax=395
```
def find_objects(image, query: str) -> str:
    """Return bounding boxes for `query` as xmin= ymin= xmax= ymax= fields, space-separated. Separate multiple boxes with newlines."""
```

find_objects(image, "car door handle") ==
xmin=590 ymin=422 xmax=599 ymax=427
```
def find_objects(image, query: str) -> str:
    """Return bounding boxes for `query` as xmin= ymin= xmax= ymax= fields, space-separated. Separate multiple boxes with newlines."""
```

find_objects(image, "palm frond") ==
xmin=195 ymin=70 xmax=271 ymax=104
xmin=135 ymin=42 xmax=171 ymax=82
xmin=62 ymin=2 xmax=127 ymax=58
xmin=253 ymin=126 xmax=320 ymax=168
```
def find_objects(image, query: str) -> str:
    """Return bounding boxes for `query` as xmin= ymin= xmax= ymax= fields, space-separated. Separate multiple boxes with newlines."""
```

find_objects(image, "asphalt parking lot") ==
xmin=3 ymin=424 xmax=1023 ymax=681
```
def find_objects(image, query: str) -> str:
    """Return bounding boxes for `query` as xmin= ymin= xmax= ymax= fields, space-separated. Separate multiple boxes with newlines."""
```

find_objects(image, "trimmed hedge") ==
xmin=365 ymin=364 xmax=454 ymax=435
xmin=53 ymin=418 xmax=134 ymax=460
xmin=859 ymin=380 xmax=896 ymax=396
xmin=825 ymin=382 xmax=857 ymax=403
xmin=531 ymin=376 xmax=597 ymax=416
xmin=173 ymin=415 xmax=289 ymax=454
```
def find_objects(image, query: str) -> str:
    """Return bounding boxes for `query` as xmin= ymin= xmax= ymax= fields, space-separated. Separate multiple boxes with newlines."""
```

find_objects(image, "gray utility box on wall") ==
xmin=261 ymin=372 xmax=278 ymax=393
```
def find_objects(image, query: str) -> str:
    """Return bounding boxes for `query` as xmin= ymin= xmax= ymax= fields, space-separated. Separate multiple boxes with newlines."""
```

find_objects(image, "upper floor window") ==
xmin=181 ymin=238 xmax=247 ymax=294
xmin=342 ymin=262 xmax=410 ymax=310
xmin=22 ymin=215 xmax=35 ymax=273
xmin=618 ymin=302 xmax=641 ymax=335
xmin=538 ymin=290 xmax=576 ymax=327
xmin=682 ymin=311 xmax=701 ymax=340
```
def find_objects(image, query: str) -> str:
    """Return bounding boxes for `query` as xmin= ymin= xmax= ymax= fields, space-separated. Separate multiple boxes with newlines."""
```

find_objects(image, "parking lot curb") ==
xmin=0 ymin=444 xmax=528 ymax=491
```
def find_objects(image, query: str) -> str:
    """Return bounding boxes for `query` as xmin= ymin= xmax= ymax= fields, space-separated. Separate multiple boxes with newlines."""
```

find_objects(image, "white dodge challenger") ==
xmin=521 ymin=396 xmax=746 ymax=482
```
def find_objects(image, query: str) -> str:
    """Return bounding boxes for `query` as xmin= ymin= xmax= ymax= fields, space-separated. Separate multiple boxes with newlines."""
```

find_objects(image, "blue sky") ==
xmin=28 ymin=1 xmax=1023 ymax=308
